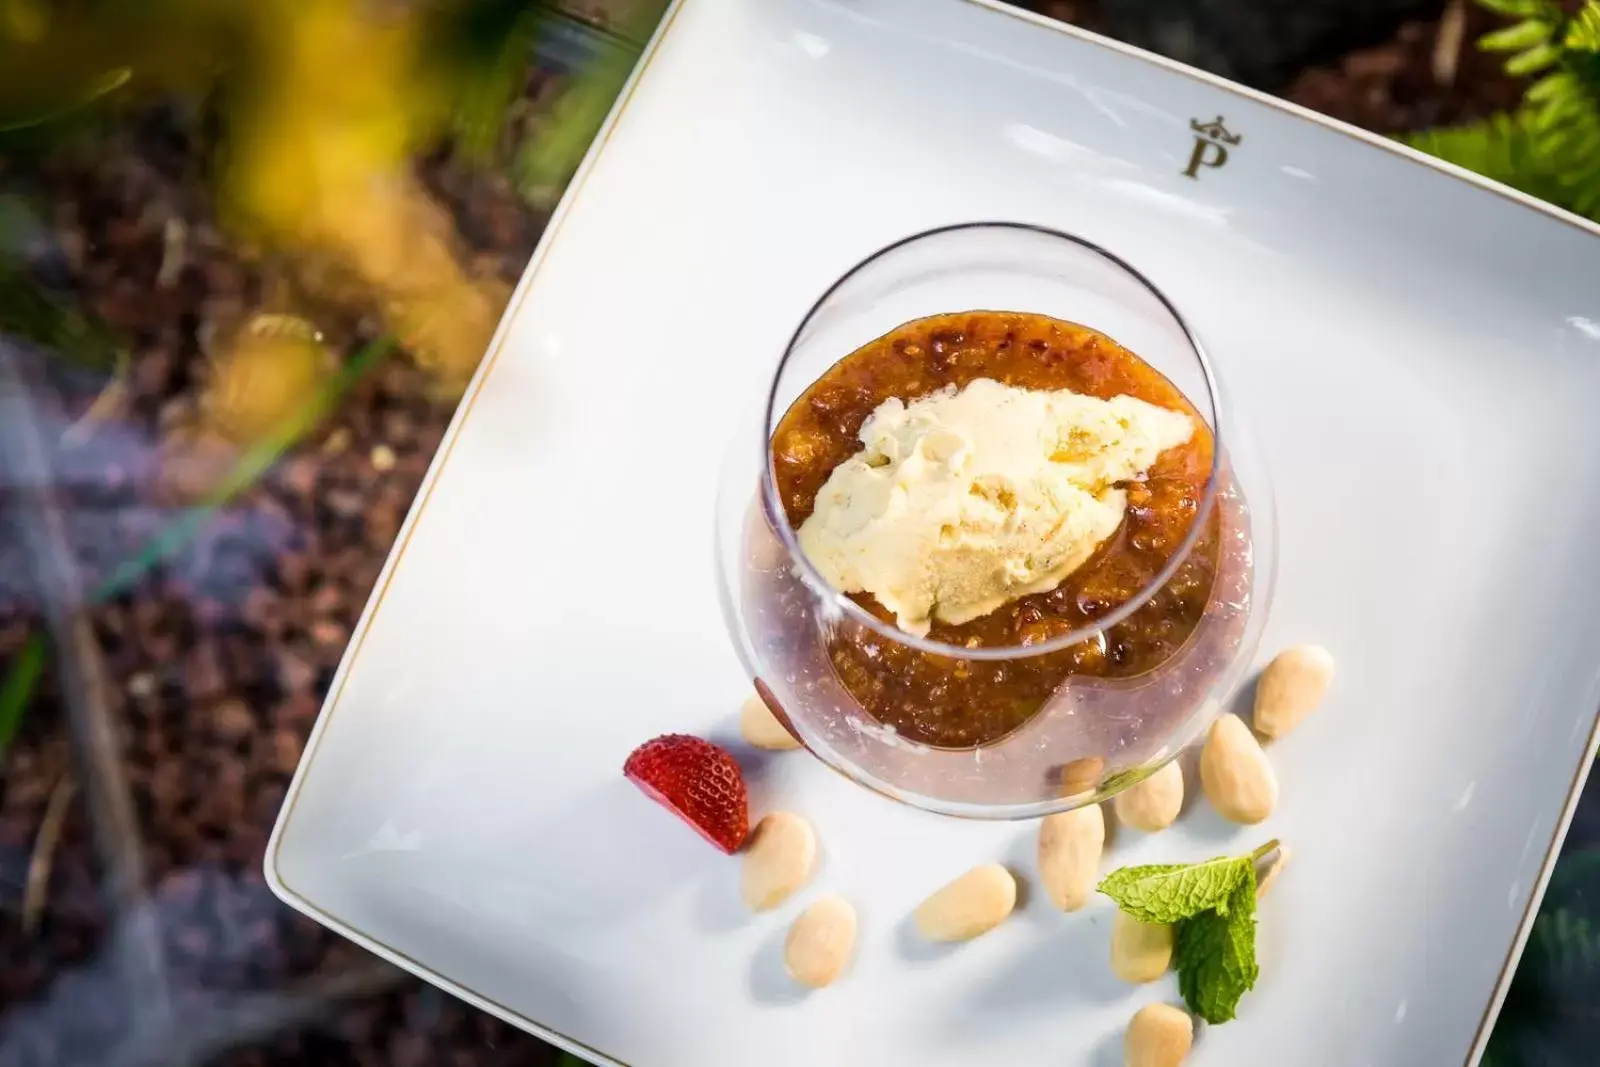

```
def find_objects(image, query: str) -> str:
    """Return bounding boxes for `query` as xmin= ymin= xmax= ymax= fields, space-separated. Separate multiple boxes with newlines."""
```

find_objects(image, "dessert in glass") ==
xmin=715 ymin=222 xmax=1274 ymax=818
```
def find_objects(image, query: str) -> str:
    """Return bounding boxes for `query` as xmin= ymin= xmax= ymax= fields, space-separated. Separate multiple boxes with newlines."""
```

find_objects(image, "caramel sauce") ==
xmin=770 ymin=311 xmax=1219 ymax=748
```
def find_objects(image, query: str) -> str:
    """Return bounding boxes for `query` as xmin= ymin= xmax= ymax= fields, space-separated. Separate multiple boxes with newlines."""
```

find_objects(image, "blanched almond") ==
xmin=1057 ymin=756 xmax=1105 ymax=798
xmin=1125 ymin=1003 xmax=1193 ymax=1067
xmin=741 ymin=812 xmax=816 ymax=911
xmin=1200 ymin=713 xmax=1278 ymax=825
xmin=784 ymin=894 xmax=856 ymax=988
xmin=1256 ymin=843 xmax=1292 ymax=900
xmin=1037 ymin=804 xmax=1105 ymax=911
xmin=1253 ymin=644 xmax=1334 ymax=740
xmin=1112 ymin=760 xmax=1184 ymax=833
xmin=914 ymin=864 xmax=1016 ymax=941
xmin=740 ymin=693 xmax=801 ymax=750
xmin=1110 ymin=910 xmax=1174 ymax=983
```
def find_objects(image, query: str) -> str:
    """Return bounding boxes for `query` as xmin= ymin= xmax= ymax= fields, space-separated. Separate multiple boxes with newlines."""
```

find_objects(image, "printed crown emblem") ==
xmin=1190 ymin=116 xmax=1241 ymax=146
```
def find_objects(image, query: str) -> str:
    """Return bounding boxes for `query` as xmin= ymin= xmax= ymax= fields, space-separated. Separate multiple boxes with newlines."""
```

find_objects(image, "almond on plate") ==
xmin=739 ymin=692 xmax=801 ymax=751
xmin=741 ymin=812 xmax=817 ymax=911
xmin=914 ymin=864 xmax=1017 ymax=941
xmin=785 ymin=894 xmax=857 ymax=988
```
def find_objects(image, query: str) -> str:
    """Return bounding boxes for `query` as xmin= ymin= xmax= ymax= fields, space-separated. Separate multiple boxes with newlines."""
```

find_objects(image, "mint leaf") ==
xmin=1097 ymin=855 xmax=1252 ymax=924
xmin=1176 ymin=871 xmax=1260 ymax=1024
xmin=1101 ymin=839 xmax=1280 ymax=1026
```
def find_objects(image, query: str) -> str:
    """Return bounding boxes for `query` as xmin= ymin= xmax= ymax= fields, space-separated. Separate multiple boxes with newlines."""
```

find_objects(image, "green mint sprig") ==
xmin=1098 ymin=839 xmax=1280 ymax=1025
xmin=1176 ymin=873 xmax=1259 ymax=1024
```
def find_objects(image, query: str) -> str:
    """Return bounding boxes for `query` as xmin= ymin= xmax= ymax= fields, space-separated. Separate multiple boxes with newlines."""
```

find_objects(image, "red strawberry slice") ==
xmin=623 ymin=734 xmax=749 ymax=854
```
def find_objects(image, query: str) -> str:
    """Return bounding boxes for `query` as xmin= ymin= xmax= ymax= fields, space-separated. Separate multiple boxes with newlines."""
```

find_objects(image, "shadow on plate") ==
xmin=1087 ymin=1024 xmax=1126 ymax=1067
xmin=954 ymin=908 xmax=1126 ymax=1026
xmin=747 ymin=923 xmax=813 ymax=1007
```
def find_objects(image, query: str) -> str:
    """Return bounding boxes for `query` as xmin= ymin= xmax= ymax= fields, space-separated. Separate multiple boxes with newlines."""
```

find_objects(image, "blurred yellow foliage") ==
xmin=223 ymin=0 xmax=507 ymax=403
xmin=0 ymin=0 xmax=47 ymax=45
xmin=204 ymin=315 xmax=333 ymax=445
xmin=228 ymin=0 xmax=423 ymax=241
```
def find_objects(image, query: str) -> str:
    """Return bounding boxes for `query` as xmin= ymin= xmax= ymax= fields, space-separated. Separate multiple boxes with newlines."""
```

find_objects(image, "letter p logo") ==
xmin=1182 ymin=116 xmax=1241 ymax=181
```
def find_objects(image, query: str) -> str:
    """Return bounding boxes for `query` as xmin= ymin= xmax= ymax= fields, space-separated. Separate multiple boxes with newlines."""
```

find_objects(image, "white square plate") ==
xmin=266 ymin=1 xmax=1600 ymax=1064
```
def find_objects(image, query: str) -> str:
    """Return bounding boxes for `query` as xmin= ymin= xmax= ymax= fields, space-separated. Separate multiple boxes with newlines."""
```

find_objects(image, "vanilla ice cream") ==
xmin=797 ymin=378 xmax=1195 ymax=635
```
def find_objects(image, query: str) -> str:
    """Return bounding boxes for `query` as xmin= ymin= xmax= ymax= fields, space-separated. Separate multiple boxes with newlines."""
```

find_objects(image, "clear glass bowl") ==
xmin=715 ymin=222 xmax=1275 ymax=819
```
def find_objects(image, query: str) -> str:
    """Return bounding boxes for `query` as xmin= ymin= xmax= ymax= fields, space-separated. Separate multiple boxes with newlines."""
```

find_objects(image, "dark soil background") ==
xmin=0 ymin=2 xmax=1589 ymax=1066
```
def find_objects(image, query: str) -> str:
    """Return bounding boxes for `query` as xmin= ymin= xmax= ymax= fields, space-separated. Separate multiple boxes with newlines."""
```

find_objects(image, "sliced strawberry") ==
xmin=623 ymin=734 xmax=749 ymax=854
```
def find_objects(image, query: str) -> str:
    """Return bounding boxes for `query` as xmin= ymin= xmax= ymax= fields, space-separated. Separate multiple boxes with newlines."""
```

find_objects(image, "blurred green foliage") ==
xmin=0 ymin=634 xmax=45 ymax=757
xmin=1409 ymin=0 xmax=1600 ymax=221
xmin=0 ymin=194 xmax=121 ymax=369
xmin=1482 ymin=848 xmax=1600 ymax=1067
